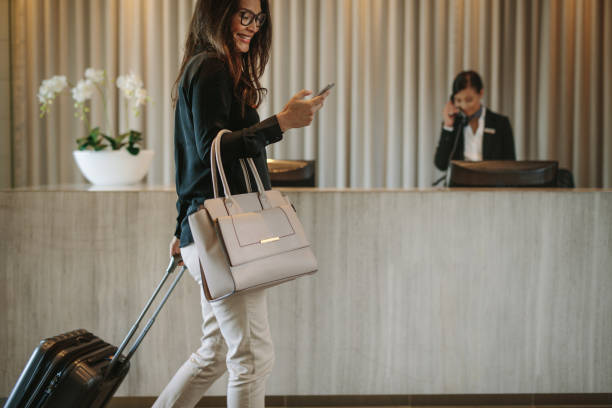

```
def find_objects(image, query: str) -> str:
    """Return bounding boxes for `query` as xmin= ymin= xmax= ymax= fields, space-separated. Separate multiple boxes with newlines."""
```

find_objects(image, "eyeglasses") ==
xmin=239 ymin=9 xmax=267 ymax=28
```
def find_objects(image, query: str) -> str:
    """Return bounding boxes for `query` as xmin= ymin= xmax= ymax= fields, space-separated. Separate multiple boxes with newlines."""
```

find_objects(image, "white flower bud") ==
xmin=134 ymin=88 xmax=148 ymax=106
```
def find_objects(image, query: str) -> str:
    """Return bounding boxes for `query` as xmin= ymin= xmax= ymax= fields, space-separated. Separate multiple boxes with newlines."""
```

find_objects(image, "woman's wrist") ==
xmin=276 ymin=112 xmax=289 ymax=133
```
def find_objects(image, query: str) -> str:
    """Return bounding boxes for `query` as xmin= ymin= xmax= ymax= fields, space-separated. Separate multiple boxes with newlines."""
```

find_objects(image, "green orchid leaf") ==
xmin=76 ymin=127 xmax=142 ymax=153
xmin=116 ymin=133 xmax=129 ymax=143
xmin=128 ymin=130 xmax=143 ymax=144
xmin=126 ymin=145 xmax=140 ymax=155
xmin=77 ymin=135 xmax=93 ymax=150
xmin=75 ymin=127 xmax=109 ymax=151
xmin=102 ymin=135 xmax=119 ymax=150
xmin=88 ymin=127 xmax=100 ymax=137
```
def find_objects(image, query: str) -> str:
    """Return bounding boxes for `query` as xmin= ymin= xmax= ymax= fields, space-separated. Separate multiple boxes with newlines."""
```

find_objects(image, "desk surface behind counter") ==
xmin=1 ymin=187 xmax=611 ymax=396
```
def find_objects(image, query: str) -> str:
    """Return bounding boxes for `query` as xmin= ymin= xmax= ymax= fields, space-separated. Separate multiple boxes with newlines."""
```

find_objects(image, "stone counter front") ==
xmin=1 ymin=187 xmax=611 ymax=396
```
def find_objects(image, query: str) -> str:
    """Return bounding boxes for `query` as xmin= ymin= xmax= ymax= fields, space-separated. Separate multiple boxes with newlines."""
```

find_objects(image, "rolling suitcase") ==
xmin=5 ymin=257 xmax=186 ymax=408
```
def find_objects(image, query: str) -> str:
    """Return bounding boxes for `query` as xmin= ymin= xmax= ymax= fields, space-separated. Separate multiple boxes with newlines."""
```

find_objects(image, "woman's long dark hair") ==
xmin=172 ymin=0 xmax=272 ymax=113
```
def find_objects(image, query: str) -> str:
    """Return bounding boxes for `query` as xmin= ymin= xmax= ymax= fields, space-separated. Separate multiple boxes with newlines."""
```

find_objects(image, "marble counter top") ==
xmin=3 ymin=184 xmax=611 ymax=193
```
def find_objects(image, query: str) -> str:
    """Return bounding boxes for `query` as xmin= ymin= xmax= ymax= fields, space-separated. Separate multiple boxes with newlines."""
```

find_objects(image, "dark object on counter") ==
xmin=4 ymin=258 xmax=185 ymax=408
xmin=449 ymin=160 xmax=559 ymax=187
xmin=267 ymin=159 xmax=315 ymax=187
xmin=556 ymin=168 xmax=575 ymax=188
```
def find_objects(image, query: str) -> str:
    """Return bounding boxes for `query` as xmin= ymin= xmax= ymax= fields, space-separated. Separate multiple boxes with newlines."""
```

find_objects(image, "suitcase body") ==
xmin=5 ymin=329 xmax=128 ymax=408
xmin=41 ymin=338 xmax=129 ymax=408
xmin=5 ymin=258 xmax=185 ymax=408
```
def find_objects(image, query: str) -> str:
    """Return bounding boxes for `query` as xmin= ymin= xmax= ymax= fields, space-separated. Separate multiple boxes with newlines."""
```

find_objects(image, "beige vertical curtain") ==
xmin=10 ymin=0 xmax=612 ymax=188
xmin=11 ymin=0 xmax=196 ymax=187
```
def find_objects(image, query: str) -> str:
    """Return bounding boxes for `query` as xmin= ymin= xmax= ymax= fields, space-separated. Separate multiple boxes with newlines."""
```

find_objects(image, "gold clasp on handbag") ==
xmin=260 ymin=236 xmax=280 ymax=244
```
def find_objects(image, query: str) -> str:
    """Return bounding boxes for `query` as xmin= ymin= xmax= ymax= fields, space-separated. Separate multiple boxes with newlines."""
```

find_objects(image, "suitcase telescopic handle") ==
xmin=107 ymin=256 xmax=186 ymax=376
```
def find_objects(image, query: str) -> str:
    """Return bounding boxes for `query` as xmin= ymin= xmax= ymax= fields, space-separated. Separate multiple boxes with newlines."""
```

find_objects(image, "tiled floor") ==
xmin=107 ymin=405 xmax=612 ymax=408
xmin=4 ymin=397 xmax=610 ymax=407
xmin=106 ymin=401 xmax=612 ymax=408
xmin=1 ymin=397 xmax=609 ymax=407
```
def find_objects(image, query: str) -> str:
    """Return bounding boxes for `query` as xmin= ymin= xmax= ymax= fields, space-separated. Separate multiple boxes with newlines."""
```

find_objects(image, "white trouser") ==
xmin=152 ymin=244 xmax=275 ymax=408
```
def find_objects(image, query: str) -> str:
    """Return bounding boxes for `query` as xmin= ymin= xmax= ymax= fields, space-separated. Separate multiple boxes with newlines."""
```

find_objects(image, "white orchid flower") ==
xmin=39 ymin=70 xmax=149 ymax=148
xmin=84 ymin=68 xmax=105 ymax=84
xmin=116 ymin=73 xmax=144 ymax=99
xmin=71 ymin=79 xmax=96 ymax=103
xmin=37 ymin=75 xmax=68 ymax=104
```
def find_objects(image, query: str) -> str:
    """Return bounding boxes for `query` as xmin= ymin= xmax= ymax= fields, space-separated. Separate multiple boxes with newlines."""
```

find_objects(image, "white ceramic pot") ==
xmin=73 ymin=149 xmax=154 ymax=186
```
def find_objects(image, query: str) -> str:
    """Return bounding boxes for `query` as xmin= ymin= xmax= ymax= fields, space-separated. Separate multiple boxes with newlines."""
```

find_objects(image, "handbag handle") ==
xmin=240 ymin=160 xmax=253 ymax=193
xmin=211 ymin=130 xmax=249 ymax=197
xmin=211 ymin=130 xmax=257 ymax=197
xmin=210 ymin=129 xmax=266 ymax=199
xmin=215 ymin=131 xmax=266 ymax=196
xmin=211 ymin=138 xmax=252 ymax=194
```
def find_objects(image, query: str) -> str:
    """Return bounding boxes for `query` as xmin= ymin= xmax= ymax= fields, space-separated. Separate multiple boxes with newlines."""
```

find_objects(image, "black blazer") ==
xmin=434 ymin=108 xmax=516 ymax=171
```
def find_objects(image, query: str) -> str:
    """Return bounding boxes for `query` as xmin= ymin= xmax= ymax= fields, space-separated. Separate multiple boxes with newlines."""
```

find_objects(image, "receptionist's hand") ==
xmin=442 ymin=100 xmax=459 ymax=128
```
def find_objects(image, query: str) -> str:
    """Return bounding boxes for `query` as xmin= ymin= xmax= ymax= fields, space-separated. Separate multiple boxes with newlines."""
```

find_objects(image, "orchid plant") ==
xmin=38 ymin=68 xmax=149 ymax=155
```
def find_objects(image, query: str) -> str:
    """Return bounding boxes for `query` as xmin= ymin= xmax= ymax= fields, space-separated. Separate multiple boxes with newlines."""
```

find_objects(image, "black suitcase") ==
xmin=5 ymin=257 xmax=186 ymax=408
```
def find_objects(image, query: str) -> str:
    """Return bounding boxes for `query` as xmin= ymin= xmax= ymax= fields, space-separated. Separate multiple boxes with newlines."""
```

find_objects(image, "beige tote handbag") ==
xmin=188 ymin=129 xmax=318 ymax=301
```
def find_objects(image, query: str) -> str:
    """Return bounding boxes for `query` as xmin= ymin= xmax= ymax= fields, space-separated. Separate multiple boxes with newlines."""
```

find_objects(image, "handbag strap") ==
xmin=214 ymin=132 xmax=266 ymax=196
xmin=240 ymin=160 xmax=253 ymax=193
xmin=210 ymin=130 xmax=253 ymax=197
xmin=210 ymin=129 xmax=266 ymax=199
xmin=245 ymin=157 xmax=266 ymax=193
xmin=210 ymin=131 xmax=222 ymax=198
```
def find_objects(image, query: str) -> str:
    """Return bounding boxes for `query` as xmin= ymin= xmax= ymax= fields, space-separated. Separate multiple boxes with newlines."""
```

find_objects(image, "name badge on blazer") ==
xmin=484 ymin=128 xmax=496 ymax=134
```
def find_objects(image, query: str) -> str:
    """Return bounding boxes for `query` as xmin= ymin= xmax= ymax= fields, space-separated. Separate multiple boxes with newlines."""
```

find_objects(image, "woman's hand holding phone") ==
xmin=443 ymin=99 xmax=459 ymax=128
xmin=277 ymin=85 xmax=333 ymax=132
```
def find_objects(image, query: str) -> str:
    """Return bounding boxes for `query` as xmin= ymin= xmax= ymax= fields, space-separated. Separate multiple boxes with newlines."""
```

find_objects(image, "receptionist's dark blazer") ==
xmin=434 ymin=108 xmax=516 ymax=171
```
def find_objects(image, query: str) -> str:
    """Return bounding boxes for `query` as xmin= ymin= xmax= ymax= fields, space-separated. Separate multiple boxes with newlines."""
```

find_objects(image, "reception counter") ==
xmin=1 ymin=186 xmax=611 ymax=397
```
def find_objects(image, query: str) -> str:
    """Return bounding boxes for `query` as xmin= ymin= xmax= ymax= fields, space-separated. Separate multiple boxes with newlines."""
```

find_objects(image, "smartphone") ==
xmin=315 ymin=83 xmax=335 ymax=97
xmin=448 ymin=93 xmax=466 ymax=123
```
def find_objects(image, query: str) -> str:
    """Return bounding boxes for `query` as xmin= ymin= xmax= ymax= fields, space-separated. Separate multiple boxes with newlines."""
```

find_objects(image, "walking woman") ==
xmin=434 ymin=70 xmax=516 ymax=171
xmin=154 ymin=0 xmax=330 ymax=407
